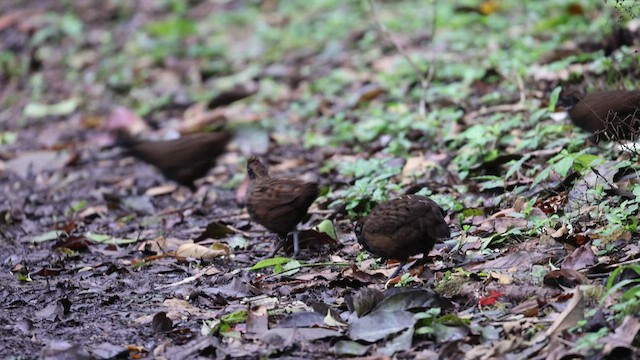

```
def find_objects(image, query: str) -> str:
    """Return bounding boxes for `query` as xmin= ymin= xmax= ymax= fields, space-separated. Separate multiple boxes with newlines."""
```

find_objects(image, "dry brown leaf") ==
xmin=561 ymin=243 xmax=597 ymax=270
xmin=5 ymin=151 xmax=75 ymax=179
xmin=468 ymin=251 xmax=538 ymax=271
xmin=175 ymin=242 xmax=229 ymax=260
xmin=77 ymin=205 xmax=107 ymax=219
xmin=401 ymin=155 xmax=433 ymax=178
xmin=545 ymin=287 xmax=584 ymax=336
xmin=600 ymin=316 xmax=640 ymax=356
xmin=145 ymin=184 xmax=177 ymax=197
xmin=544 ymin=269 xmax=585 ymax=288
xmin=180 ymin=103 xmax=227 ymax=134
xmin=490 ymin=271 xmax=512 ymax=285
xmin=246 ymin=305 xmax=269 ymax=336
xmin=155 ymin=265 xmax=220 ymax=290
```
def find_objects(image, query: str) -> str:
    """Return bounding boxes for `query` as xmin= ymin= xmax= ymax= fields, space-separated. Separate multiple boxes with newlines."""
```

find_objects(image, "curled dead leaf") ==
xmin=175 ymin=243 xmax=229 ymax=260
xmin=544 ymin=269 xmax=585 ymax=289
xmin=545 ymin=287 xmax=584 ymax=336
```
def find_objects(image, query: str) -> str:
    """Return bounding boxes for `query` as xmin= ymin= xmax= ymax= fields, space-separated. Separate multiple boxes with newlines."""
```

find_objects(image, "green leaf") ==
xmin=0 ymin=132 xmax=17 ymax=145
xmin=552 ymin=156 xmax=574 ymax=177
xmin=221 ymin=310 xmax=248 ymax=324
xmin=531 ymin=167 xmax=552 ymax=188
xmin=226 ymin=235 xmax=248 ymax=249
xmin=621 ymin=284 xmax=640 ymax=302
xmin=84 ymin=232 xmax=137 ymax=245
xmin=60 ymin=13 xmax=83 ymax=40
xmin=17 ymin=273 xmax=32 ymax=282
xmin=32 ymin=230 xmax=63 ymax=243
xmin=548 ymin=86 xmax=562 ymax=111
xmin=573 ymin=153 xmax=599 ymax=170
xmin=602 ymin=265 xmax=640 ymax=302
xmin=70 ymin=199 xmax=87 ymax=213
xmin=472 ymin=175 xmax=504 ymax=191
xmin=201 ymin=319 xmax=221 ymax=336
xmin=505 ymin=154 xmax=530 ymax=180
xmin=316 ymin=219 xmax=337 ymax=240
xmin=460 ymin=208 xmax=484 ymax=218
xmin=24 ymin=98 xmax=80 ymax=118
xmin=146 ymin=18 xmax=196 ymax=39
xmin=276 ymin=260 xmax=302 ymax=276
xmin=249 ymin=257 xmax=293 ymax=270
xmin=633 ymin=186 xmax=640 ymax=202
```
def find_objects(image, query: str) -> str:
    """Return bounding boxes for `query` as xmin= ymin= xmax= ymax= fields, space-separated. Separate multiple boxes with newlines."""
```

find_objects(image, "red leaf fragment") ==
xmin=479 ymin=290 xmax=503 ymax=306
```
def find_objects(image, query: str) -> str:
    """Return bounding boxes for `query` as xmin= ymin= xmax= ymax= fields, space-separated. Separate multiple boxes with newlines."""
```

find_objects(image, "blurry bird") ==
xmin=116 ymin=131 xmax=231 ymax=191
xmin=246 ymin=156 xmax=319 ymax=257
xmin=558 ymin=90 xmax=640 ymax=141
xmin=355 ymin=195 xmax=450 ymax=278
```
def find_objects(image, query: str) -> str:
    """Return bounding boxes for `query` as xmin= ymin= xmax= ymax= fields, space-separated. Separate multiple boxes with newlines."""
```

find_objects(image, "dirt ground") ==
xmin=2 ymin=0 xmax=640 ymax=359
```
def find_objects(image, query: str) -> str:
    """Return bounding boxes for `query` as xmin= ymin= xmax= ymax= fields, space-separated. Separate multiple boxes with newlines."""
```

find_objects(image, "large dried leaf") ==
xmin=263 ymin=327 xmax=341 ymax=342
xmin=545 ymin=287 xmax=585 ymax=336
xmin=373 ymin=288 xmax=441 ymax=313
xmin=334 ymin=340 xmax=371 ymax=356
xmin=349 ymin=310 xmax=417 ymax=342
xmin=561 ymin=243 xmax=597 ymax=270
xmin=277 ymin=312 xmax=325 ymax=328
xmin=600 ymin=316 xmax=640 ymax=356
xmin=5 ymin=150 xmax=74 ymax=178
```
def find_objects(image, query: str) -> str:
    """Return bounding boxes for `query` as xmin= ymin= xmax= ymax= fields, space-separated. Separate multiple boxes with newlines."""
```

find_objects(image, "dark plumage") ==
xmin=559 ymin=90 xmax=640 ymax=141
xmin=355 ymin=195 xmax=450 ymax=278
xmin=117 ymin=131 xmax=231 ymax=191
xmin=246 ymin=156 xmax=319 ymax=257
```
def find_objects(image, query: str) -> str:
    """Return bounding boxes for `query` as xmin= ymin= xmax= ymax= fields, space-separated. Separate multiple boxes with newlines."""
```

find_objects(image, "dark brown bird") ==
xmin=559 ymin=90 xmax=640 ymax=141
xmin=246 ymin=157 xmax=319 ymax=257
xmin=355 ymin=195 xmax=450 ymax=278
xmin=117 ymin=131 xmax=231 ymax=191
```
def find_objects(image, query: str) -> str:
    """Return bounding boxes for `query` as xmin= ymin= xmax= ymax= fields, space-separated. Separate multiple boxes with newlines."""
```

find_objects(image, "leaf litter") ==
xmin=1 ymin=0 xmax=640 ymax=359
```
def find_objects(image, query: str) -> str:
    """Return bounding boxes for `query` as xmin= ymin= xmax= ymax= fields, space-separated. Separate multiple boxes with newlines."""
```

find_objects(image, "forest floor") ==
xmin=1 ymin=0 xmax=640 ymax=359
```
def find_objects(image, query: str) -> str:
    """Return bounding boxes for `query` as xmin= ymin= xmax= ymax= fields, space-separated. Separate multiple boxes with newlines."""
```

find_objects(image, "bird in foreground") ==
xmin=246 ymin=156 xmax=319 ymax=257
xmin=355 ymin=195 xmax=450 ymax=278
xmin=116 ymin=131 xmax=232 ymax=191
xmin=558 ymin=90 xmax=640 ymax=141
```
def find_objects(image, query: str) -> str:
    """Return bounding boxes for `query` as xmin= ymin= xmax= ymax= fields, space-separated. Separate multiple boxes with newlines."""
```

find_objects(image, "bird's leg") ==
xmin=292 ymin=230 xmax=300 ymax=258
xmin=268 ymin=234 xmax=287 ymax=258
xmin=200 ymin=187 xmax=210 ymax=206
xmin=388 ymin=260 xmax=407 ymax=279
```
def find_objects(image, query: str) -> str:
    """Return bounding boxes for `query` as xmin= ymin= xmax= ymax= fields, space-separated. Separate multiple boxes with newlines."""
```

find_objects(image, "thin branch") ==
xmin=254 ymin=261 xmax=351 ymax=280
xmin=464 ymin=70 xmax=527 ymax=122
xmin=367 ymin=0 xmax=437 ymax=118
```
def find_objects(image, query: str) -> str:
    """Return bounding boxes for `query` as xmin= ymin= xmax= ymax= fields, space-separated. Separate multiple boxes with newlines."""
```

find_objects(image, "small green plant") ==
xmin=393 ymin=272 xmax=420 ymax=287
xmin=433 ymin=269 xmax=469 ymax=298
xmin=531 ymin=149 xmax=603 ymax=189
xmin=328 ymin=158 xmax=402 ymax=217
xmin=414 ymin=307 xmax=442 ymax=335
xmin=573 ymin=328 xmax=608 ymax=352
xmin=31 ymin=12 xmax=85 ymax=45
xmin=601 ymin=265 xmax=640 ymax=321
xmin=415 ymin=307 xmax=471 ymax=341
xmin=249 ymin=257 xmax=302 ymax=276
xmin=69 ymin=199 xmax=87 ymax=214
xmin=604 ymin=199 xmax=639 ymax=233
xmin=16 ymin=273 xmax=32 ymax=282
xmin=201 ymin=309 xmax=248 ymax=336
xmin=0 ymin=132 xmax=17 ymax=145
xmin=355 ymin=251 xmax=370 ymax=263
